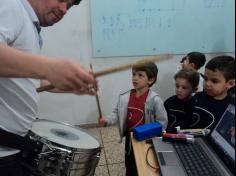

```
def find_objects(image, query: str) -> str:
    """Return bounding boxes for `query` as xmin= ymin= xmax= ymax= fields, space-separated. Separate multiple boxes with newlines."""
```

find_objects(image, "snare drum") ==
xmin=27 ymin=119 xmax=101 ymax=176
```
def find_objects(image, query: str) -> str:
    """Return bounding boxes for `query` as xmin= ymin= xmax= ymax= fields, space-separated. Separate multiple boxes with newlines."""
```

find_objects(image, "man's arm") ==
xmin=0 ymin=43 xmax=97 ymax=94
xmin=0 ymin=43 xmax=49 ymax=78
xmin=40 ymin=79 xmax=97 ymax=95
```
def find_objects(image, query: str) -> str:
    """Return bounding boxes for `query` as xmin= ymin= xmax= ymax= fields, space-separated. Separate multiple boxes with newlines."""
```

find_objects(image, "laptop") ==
xmin=152 ymin=103 xmax=235 ymax=176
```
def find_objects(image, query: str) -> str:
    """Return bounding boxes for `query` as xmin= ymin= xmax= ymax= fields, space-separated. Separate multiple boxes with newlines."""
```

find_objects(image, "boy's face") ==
xmin=175 ymin=78 xmax=195 ymax=101
xmin=182 ymin=58 xmax=195 ymax=70
xmin=132 ymin=71 xmax=154 ymax=91
xmin=204 ymin=68 xmax=235 ymax=100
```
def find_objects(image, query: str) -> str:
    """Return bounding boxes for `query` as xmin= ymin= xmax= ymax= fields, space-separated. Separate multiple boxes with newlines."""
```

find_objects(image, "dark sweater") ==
xmin=164 ymin=95 xmax=194 ymax=130
xmin=191 ymin=92 xmax=234 ymax=130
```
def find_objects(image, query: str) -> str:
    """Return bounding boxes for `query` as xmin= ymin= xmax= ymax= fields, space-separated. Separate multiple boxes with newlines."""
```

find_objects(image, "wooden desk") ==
xmin=131 ymin=134 xmax=159 ymax=176
xmin=131 ymin=130 xmax=201 ymax=176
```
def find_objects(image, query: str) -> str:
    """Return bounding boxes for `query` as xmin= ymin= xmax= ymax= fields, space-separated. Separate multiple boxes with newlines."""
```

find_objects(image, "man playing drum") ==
xmin=0 ymin=0 xmax=97 ymax=175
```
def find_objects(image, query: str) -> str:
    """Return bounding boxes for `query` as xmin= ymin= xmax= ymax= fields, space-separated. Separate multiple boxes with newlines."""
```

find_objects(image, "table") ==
xmin=131 ymin=130 xmax=201 ymax=176
xmin=131 ymin=133 xmax=159 ymax=176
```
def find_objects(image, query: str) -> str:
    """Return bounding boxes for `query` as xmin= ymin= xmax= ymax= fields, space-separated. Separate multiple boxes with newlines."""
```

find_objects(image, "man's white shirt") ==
xmin=0 ymin=0 xmax=41 ymax=157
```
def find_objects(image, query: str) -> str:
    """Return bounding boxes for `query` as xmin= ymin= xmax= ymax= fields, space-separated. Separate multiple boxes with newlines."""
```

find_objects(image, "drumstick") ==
xmin=90 ymin=64 xmax=103 ymax=119
xmin=36 ymin=54 xmax=172 ymax=92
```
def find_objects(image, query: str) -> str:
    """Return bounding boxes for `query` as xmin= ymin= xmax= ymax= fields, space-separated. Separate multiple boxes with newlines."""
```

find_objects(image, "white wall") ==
xmin=38 ymin=0 xmax=234 ymax=126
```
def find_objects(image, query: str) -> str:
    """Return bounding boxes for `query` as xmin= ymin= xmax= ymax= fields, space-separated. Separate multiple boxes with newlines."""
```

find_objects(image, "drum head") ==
xmin=31 ymin=120 xmax=99 ymax=149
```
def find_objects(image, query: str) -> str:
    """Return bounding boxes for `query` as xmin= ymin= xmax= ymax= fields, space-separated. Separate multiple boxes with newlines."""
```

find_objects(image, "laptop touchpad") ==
xmin=158 ymin=152 xmax=180 ymax=166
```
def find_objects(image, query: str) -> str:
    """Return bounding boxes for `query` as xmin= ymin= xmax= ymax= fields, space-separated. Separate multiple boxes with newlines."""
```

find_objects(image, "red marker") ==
xmin=162 ymin=133 xmax=195 ymax=144
xmin=162 ymin=133 xmax=193 ymax=138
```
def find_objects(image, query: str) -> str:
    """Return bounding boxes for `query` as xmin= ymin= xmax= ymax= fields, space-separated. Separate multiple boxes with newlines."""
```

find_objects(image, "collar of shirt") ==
xmin=20 ymin=0 xmax=42 ymax=48
xmin=130 ymin=89 xmax=149 ymax=102
xmin=33 ymin=22 xmax=41 ymax=34
xmin=20 ymin=0 xmax=39 ymax=24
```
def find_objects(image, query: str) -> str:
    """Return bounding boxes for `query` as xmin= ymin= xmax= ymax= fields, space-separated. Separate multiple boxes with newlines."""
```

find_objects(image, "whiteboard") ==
xmin=90 ymin=0 xmax=235 ymax=57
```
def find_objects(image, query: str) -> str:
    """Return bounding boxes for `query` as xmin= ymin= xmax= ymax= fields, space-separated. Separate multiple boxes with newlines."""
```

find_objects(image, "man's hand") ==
xmin=44 ymin=59 xmax=98 ymax=95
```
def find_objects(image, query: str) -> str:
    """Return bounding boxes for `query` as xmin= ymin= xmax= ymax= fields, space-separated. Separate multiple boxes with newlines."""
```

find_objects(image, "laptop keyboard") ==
xmin=173 ymin=142 xmax=221 ymax=176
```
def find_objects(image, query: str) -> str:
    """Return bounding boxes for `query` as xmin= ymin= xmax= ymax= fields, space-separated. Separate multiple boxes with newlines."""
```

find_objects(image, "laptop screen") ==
xmin=210 ymin=104 xmax=235 ymax=173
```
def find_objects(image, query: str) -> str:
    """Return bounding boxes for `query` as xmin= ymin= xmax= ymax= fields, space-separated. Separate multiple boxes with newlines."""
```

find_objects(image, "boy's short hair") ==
xmin=174 ymin=69 xmax=200 ymax=89
xmin=74 ymin=0 xmax=82 ymax=5
xmin=206 ymin=56 xmax=235 ymax=81
xmin=132 ymin=61 xmax=158 ymax=87
xmin=180 ymin=56 xmax=187 ymax=64
xmin=183 ymin=52 xmax=206 ymax=70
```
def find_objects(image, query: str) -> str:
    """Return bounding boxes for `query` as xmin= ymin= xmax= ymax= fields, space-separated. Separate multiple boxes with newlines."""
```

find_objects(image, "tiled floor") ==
xmin=84 ymin=126 xmax=126 ymax=176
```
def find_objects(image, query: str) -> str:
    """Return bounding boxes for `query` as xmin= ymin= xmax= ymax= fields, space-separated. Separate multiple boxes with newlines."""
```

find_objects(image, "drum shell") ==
xmin=27 ymin=120 xmax=101 ymax=176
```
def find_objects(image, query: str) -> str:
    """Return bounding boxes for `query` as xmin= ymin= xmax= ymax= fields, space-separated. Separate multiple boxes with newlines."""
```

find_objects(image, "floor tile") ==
xmin=104 ymin=141 xmax=125 ymax=164
xmin=95 ymin=165 xmax=109 ymax=176
xmin=108 ymin=163 xmax=126 ymax=176
xmin=100 ymin=126 xmax=120 ymax=143
xmin=85 ymin=126 xmax=126 ymax=176
xmin=98 ymin=149 xmax=106 ymax=166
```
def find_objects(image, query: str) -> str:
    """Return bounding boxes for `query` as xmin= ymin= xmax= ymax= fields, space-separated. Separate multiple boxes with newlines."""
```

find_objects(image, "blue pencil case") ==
xmin=133 ymin=122 xmax=163 ymax=141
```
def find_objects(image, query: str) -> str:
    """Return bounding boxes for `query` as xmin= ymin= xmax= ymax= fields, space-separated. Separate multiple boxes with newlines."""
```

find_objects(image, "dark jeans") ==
xmin=125 ymin=133 xmax=138 ymax=176
xmin=0 ymin=153 xmax=29 ymax=176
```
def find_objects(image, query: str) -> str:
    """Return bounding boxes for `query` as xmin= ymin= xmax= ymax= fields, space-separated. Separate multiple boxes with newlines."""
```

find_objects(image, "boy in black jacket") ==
xmin=191 ymin=56 xmax=235 ymax=130
xmin=165 ymin=69 xmax=200 ymax=131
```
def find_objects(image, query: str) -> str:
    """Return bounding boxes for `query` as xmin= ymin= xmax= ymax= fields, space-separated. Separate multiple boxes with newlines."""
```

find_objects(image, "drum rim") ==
xmin=34 ymin=119 xmax=84 ymax=131
xmin=29 ymin=119 xmax=101 ymax=151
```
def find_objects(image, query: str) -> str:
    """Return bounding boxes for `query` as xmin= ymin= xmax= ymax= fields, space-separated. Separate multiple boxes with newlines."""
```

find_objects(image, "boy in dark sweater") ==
xmin=191 ymin=56 xmax=235 ymax=130
xmin=165 ymin=69 xmax=200 ymax=131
